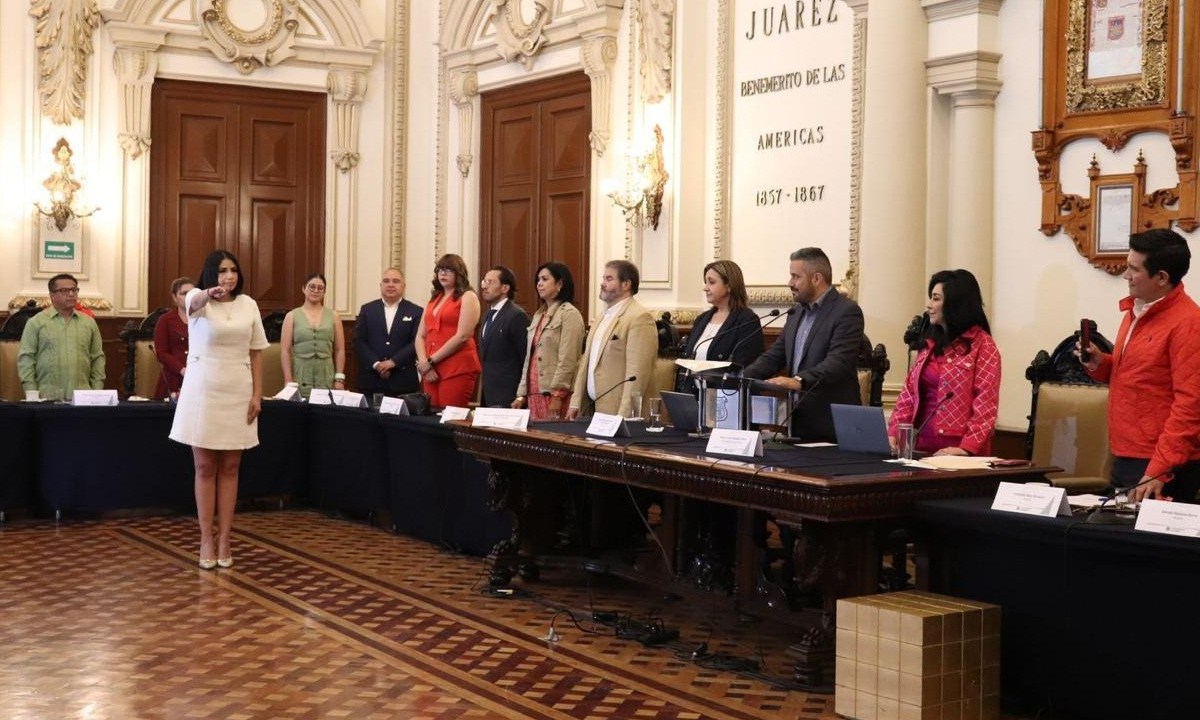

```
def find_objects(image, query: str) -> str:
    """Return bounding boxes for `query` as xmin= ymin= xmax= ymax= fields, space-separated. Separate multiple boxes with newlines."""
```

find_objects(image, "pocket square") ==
xmin=402 ymin=316 xmax=413 ymax=321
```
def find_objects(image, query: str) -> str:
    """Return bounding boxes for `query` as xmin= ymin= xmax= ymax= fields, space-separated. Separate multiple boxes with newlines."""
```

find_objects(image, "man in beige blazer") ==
xmin=566 ymin=260 xmax=658 ymax=418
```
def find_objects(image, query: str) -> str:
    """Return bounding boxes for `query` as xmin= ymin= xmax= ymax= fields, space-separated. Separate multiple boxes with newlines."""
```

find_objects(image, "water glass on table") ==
xmin=646 ymin=397 xmax=664 ymax=432
xmin=896 ymin=422 xmax=915 ymax=460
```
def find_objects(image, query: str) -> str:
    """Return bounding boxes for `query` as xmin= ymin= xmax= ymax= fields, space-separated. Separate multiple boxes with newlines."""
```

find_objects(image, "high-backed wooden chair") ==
xmin=0 ymin=300 xmax=42 ymax=401
xmin=260 ymin=310 xmax=287 ymax=398
xmin=857 ymin=336 xmax=889 ymax=407
xmin=1026 ymin=322 xmax=1114 ymax=493
xmin=119 ymin=307 xmax=168 ymax=398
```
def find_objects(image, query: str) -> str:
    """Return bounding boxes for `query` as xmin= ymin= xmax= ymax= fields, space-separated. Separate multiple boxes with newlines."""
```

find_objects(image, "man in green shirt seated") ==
xmin=18 ymin=273 xmax=105 ymax=400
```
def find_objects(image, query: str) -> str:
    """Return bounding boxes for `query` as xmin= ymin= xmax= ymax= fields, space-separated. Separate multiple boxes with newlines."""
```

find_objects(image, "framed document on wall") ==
xmin=715 ymin=1 xmax=864 ymax=302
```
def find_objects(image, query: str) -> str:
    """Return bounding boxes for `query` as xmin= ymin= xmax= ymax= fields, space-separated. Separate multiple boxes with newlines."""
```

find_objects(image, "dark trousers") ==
xmin=1111 ymin=457 xmax=1200 ymax=503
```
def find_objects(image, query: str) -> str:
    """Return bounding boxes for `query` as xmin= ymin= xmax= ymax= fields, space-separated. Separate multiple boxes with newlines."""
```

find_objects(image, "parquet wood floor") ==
xmin=0 ymin=511 xmax=1032 ymax=719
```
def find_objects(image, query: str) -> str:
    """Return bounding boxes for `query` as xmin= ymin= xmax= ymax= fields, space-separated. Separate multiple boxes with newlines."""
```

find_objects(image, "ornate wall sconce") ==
xmin=34 ymin=138 xmax=98 ymax=231
xmin=606 ymin=124 xmax=668 ymax=230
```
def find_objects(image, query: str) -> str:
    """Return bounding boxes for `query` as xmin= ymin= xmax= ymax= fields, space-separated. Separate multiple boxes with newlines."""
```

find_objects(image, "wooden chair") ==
xmin=260 ymin=310 xmax=287 ymax=398
xmin=857 ymin=335 xmax=889 ymax=407
xmin=0 ymin=301 xmax=42 ymax=401
xmin=119 ymin=307 xmax=169 ymax=398
xmin=1025 ymin=322 xmax=1114 ymax=493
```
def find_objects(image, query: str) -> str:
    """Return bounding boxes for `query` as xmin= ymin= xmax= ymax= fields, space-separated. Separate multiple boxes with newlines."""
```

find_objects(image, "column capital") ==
xmin=926 ymin=51 xmax=1002 ymax=102
xmin=921 ymin=0 xmax=1003 ymax=22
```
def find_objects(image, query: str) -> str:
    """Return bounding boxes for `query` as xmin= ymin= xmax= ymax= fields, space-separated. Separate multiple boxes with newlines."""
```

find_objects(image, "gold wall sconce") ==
xmin=606 ymin=124 xmax=668 ymax=230
xmin=34 ymin=138 xmax=98 ymax=231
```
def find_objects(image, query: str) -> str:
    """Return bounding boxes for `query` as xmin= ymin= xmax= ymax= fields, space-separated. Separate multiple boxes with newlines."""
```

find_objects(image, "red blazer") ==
xmin=1087 ymin=283 xmax=1200 ymax=479
xmin=889 ymin=325 xmax=1001 ymax=455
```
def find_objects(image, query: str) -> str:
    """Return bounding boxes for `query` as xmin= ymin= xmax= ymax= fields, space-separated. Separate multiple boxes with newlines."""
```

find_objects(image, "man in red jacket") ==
xmin=1082 ymin=228 xmax=1200 ymax=503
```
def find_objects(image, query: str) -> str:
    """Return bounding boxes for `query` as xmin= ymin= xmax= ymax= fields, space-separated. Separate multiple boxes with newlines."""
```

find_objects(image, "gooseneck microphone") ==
xmin=904 ymin=391 xmax=956 ymax=452
xmin=769 ymin=378 xmax=824 ymax=444
xmin=689 ymin=308 xmax=782 ymax=360
xmin=593 ymin=375 xmax=638 ymax=408
xmin=725 ymin=307 xmax=795 ymax=371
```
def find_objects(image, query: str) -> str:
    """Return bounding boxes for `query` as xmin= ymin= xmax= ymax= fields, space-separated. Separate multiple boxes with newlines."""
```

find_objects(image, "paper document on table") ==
xmin=675 ymin=359 xmax=732 ymax=373
xmin=921 ymin=455 xmax=998 ymax=471
xmin=1067 ymin=494 xmax=1109 ymax=508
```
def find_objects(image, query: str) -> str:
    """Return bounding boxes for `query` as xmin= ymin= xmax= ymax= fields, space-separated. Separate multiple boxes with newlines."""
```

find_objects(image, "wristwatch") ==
xmin=793 ymin=375 xmax=804 ymax=389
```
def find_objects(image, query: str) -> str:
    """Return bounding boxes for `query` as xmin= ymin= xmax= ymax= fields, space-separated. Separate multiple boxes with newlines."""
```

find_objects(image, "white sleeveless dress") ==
xmin=169 ymin=289 xmax=269 ymax=450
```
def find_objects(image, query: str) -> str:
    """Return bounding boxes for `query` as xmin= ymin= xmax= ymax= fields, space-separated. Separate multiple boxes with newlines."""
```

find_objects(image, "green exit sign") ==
xmin=44 ymin=241 xmax=75 ymax=260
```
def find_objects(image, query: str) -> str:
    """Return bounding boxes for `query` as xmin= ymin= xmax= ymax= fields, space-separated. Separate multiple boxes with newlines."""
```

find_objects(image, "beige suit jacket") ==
xmin=570 ymin=297 xmax=657 ymax=416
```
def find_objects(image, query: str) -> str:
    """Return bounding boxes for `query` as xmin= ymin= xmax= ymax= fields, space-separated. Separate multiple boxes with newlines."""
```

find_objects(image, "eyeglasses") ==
xmin=436 ymin=267 xmax=456 ymax=274
xmin=305 ymin=285 xmax=326 ymax=292
xmin=51 ymin=287 xmax=79 ymax=295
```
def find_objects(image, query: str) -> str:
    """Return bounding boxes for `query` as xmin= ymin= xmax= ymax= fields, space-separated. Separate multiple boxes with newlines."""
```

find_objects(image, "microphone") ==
xmin=689 ymin=308 xmax=781 ymax=360
xmin=711 ymin=308 xmax=794 ymax=382
xmin=900 ymin=391 xmax=956 ymax=455
xmin=592 ymin=375 xmax=638 ymax=409
xmin=768 ymin=378 xmax=823 ymax=443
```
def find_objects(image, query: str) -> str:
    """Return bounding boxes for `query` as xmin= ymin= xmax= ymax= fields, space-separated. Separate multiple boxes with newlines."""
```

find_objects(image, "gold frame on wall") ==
xmin=1034 ymin=0 xmax=1198 ymax=268
xmin=1065 ymin=0 xmax=1169 ymax=114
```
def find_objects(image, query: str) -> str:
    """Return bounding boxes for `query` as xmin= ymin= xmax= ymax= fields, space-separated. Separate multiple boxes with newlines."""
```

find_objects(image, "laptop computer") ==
xmin=830 ymin=403 xmax=892 ymax=455
xmin=658 ymin=390 xmax=701 ymax=433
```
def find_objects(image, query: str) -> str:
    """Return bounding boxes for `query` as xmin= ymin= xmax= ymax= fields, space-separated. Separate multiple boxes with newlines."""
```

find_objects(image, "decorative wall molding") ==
xmin=391 ymin=0 xmax=411 ymax=271
xmin=920 ymin=0 xmax=1002 ymax=23
xmin=490 ymin=0 xmax=552 ymax=69
xmin=30 ymin=0 xmax=102 ymax=125
xmin=328 ymin=69 xmax=366 ymax=173
xmin=448 ymin=68 xmax=479 ymax=177
xmin=112 ymin=47 xmax=156 ymax=158
xmin=926 ymin=51 xmax=1003 ymax=101
xmin=580 ymin=33 xmax=618 ymax=157
xmin=637 ymin=0 xmax=673 ymax=105
xmin=198 ymin=0 xmax=300 ymax=74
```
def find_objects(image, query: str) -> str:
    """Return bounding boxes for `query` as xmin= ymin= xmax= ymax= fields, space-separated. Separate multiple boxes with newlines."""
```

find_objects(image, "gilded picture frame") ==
xmin=1066 ymin=0 xmax=1169 ymax=114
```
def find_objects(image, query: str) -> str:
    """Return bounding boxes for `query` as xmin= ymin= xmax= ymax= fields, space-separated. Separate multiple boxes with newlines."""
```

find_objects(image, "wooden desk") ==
xmin=452 ymin=421 xmax=1056 ymax=687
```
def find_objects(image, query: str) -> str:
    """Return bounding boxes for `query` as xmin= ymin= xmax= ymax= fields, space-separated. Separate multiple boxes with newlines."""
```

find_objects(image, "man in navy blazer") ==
xmin=742 ymin=247 xmax=864 ymax=441
xmin=477 ymin=266 xmax=529 ymax=407
xmin=354 ymin=268 xmax=423 ymax=396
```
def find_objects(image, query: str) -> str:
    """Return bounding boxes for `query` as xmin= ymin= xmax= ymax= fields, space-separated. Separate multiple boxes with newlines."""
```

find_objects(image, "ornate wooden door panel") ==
xmin=480 ymin=72 xmax=591 ymax=319
xmin=150 ymin=80 xmax=325 ymax=312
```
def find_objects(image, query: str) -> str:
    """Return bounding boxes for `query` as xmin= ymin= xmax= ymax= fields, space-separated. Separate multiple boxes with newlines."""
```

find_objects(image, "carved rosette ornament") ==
xmin=199 ymin=0 xmax=300 ymax=75
xmin=29 ymin=0 xmax=101 ymax=125
xmin=328 ymin=70 xmax=367 ymax=173
xmin=448 ymin=69 xmax=480 ymax=177
xmin=491 ymin=0 xmax=552 ymax=70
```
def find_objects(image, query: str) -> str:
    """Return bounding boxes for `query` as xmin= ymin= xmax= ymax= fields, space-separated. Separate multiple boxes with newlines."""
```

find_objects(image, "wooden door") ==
xmin=149 ymin=80 xmax=325 ymax=313
xmin=480 ymin=72 xmax=591 ymax=319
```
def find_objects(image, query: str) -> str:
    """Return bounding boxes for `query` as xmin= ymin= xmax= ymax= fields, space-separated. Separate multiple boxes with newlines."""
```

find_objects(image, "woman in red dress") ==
xmin=154 ymin=276 xmax=194 ymax=399
xmin=414 ymin=254 xmax=481 ymax=407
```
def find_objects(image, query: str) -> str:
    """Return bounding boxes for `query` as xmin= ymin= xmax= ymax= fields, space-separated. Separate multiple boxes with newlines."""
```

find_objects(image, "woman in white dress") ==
xmin=169 ymin=251 xmax=269 ymax=569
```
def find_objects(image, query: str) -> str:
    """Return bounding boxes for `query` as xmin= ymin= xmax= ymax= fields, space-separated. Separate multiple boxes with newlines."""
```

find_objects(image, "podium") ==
xmin=689 ymin=367 xmax=793 ymax=434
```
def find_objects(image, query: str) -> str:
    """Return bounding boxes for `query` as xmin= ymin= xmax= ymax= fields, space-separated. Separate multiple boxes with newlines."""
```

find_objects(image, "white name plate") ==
xmin=379 ymin=396 xmax=409 ymax=416
xmin=586 ymin=412 xmax=630 ymax=438
xmin=705 ymin=428 xmax=763 ymax=458
xmin=440 ymin=406 xmax=471 ymax=423
xmin=990 ymin=481 xmax=1071 ymax=517
xmin=309 ymin=389 xmax=367 ymax=408
xmin=272 ymin=384 xmax=301 ymax=401
xmin=472 ymin=407 xmax=530 ymax=430
xmin=1135 ymin=499 xmax=1200 ymax=537
xmin=72 ymin=389 xmax=119 ymax=406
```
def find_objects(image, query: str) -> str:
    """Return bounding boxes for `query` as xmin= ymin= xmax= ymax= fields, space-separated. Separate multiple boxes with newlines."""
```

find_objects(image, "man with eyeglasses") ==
xmin=17 ymin=273 xmax=105 ymax=399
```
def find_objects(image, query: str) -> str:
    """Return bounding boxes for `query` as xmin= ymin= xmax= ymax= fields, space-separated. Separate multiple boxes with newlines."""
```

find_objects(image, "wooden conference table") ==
xmin=452 ymin=420 xmax=1057 ymax=685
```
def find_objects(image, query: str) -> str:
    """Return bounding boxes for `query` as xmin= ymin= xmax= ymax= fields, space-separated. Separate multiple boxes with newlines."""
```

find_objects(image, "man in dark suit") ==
xmin=477 ymin=266 xmax=529 ymax=407
xmin=742 ymin=247 xmax=864 ymax=441
xmin=354 ymin=268 xmax=423 ymax=396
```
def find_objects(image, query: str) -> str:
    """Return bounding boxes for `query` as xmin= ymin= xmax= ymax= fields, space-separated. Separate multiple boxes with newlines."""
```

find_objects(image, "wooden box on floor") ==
xmin=834 ymin=590 xmax=1000 ymax=720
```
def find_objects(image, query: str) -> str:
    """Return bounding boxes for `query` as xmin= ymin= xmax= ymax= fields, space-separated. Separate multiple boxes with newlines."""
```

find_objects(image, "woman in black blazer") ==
xmin=677 ymin=260 xmax=764 ymax=393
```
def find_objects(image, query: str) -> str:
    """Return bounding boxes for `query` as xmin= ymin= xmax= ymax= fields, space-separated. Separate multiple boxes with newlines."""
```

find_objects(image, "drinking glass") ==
xmin=627 ymin=392 xmax=643 ymax=420
xmin=646 ymin=397 xmax=664 ymax=432
xmin=896 ymin=422 xmax=914 ymax=460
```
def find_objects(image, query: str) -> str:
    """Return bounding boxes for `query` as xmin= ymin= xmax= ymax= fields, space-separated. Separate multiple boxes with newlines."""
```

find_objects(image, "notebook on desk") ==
xmin=830 ymin=403 xmax=892 ymax=455
xmin=659 ymin=390 xmax=701 ymax=433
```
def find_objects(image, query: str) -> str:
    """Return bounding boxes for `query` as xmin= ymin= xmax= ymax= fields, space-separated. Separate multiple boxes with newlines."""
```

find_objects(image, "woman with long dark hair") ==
xmin=888 ymin=269 xmax=1001 ymax=456
xmin=169 ymin=251 xmax=268 ymax=568
xmin=511 ymin=261 xmax=585 ymax=419
xmin=676 ymin=260 xmax=764 ymax=392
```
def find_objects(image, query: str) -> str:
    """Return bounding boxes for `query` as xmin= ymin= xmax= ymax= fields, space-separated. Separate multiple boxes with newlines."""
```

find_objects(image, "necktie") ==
xmin=483 ymin=308 xmax=498 ymax=337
